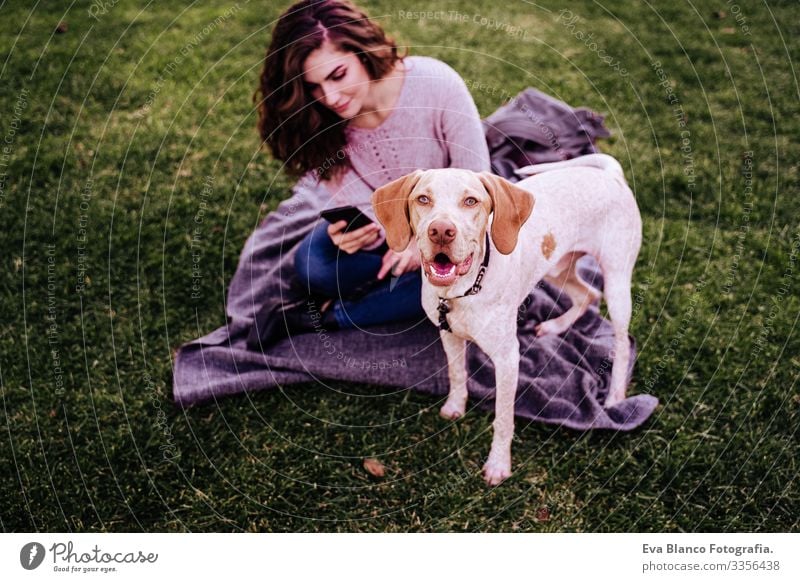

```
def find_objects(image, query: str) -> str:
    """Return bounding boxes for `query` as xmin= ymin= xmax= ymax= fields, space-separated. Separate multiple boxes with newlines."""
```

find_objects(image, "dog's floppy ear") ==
xmin=478 ymin=172 xmax=535 ymax=255
xmin=371 ymin=170 xmax=423 ymax=251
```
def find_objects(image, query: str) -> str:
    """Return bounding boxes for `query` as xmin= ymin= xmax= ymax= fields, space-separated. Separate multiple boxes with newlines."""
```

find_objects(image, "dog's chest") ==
xmin=422 ymin=298 xmax=475 ymax=342
xmin=421 ymin=288 xmax=515 ymax=344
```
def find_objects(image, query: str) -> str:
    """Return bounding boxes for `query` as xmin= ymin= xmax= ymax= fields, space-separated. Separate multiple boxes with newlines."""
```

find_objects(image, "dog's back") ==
xmin=514 ymin=155 xmax=641 ymax=264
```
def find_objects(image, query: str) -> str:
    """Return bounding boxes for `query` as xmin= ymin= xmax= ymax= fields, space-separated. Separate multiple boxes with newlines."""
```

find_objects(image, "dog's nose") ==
xmin=428 ymin=219 xmax=457 ymax=245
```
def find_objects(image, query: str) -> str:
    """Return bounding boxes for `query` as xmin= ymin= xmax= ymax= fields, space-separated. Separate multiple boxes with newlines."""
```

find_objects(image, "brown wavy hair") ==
xmin=254 ymin=0 xmax=403 ymax=181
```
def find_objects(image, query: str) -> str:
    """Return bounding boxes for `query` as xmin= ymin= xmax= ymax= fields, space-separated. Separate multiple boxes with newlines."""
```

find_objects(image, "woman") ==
xmin=250 ymin=0 xmax=490 ymax=345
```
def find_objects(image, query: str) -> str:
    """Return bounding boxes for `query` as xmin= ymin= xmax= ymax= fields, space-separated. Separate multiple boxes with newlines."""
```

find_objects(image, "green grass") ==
xmin=1 ymin=0 xmax=798 ymax=532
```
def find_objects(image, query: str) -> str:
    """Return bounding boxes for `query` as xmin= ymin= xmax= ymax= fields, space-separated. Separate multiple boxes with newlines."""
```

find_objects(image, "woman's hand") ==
xmin=327 ymin=220 xmax=382 ymax=254
xmin=377 ymin=239 xmax=421 ymax=280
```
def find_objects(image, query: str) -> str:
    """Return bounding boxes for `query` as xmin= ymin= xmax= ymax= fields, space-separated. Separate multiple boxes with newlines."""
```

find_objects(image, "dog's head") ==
xmin=371 ymin=169 xmax=534 ymax=287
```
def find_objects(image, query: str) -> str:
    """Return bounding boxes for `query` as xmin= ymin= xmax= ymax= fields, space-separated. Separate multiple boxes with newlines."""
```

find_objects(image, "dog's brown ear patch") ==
xmin=478 ymin=172 xmax=535 ymax=254
xmin=371 ymin=171 xmax=423 ymax=251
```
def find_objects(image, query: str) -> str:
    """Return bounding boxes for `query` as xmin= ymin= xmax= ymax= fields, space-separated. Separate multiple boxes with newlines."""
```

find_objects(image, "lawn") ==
xmin=1 ymin=0 xmax=798 ymax=532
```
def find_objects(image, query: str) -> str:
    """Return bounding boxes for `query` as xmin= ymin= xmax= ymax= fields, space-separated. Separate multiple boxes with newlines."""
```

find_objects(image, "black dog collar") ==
xmin=437 ymin=234 xmax=491 ymax=333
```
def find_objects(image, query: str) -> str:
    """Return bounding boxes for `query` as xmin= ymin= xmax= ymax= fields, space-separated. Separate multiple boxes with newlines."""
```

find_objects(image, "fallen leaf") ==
xmin=363 ymin=458 xmax=385 ymax=478
xmin=535 ymin=506 xmax=550 ymax=522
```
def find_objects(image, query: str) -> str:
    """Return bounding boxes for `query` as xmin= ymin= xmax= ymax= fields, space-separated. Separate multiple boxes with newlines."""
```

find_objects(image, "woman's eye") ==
xmin=464 ymin=197 xmax=478 ymax=207
xmin=331 ymin=70 xmax=345 ymax=81
xmin=417 ymin=195 xmax=430 ymax=204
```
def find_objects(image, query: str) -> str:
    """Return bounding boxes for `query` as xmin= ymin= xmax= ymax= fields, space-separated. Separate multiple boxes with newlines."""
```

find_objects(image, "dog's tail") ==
xmin=515 ymin=153 xmax=624 ymax=179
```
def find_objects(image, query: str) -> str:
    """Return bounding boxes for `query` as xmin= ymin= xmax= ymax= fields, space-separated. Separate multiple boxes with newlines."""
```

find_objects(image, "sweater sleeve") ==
xmin=437 ymin=62 xmax=491 ymax=172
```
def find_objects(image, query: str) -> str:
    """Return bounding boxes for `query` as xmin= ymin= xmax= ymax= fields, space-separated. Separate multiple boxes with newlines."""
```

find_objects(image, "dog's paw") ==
xmin=439 ymin=399 xmax=465 ymax=420
xmin=482 ymin=458 xmax=512 ymax=486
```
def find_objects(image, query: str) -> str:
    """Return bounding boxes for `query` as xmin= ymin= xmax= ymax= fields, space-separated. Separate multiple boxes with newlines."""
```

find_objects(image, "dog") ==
xmin=371 ymin=153 xmax=642 ymax=485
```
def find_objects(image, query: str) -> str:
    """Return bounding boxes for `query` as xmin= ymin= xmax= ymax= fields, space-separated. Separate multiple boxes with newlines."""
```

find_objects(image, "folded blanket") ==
xmin=484 ymin=87 xmax=612 ymax=181
xmin=171 ymin=89 xmax=658 ymax=431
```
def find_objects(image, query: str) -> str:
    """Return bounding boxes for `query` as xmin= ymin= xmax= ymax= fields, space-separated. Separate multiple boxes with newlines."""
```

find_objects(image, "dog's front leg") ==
xmin=482 ymin=336 xmax=520 ymax=486
xmin=439 ymin=331 xmax=468 ymax=420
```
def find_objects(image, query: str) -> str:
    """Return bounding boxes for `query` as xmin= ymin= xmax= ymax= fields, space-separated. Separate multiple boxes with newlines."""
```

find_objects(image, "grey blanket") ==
xmin=171 ymin=89 xmax=658 ymax=430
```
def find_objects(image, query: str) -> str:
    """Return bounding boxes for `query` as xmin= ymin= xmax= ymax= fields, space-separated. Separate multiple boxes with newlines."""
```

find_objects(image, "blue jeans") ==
xmin=294 ymin=223 xmax=426 ymax=329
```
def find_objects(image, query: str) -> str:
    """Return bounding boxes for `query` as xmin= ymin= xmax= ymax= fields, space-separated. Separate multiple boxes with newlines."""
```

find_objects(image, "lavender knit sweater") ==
xmin=315 ymin=56 xmax=491 ymax=224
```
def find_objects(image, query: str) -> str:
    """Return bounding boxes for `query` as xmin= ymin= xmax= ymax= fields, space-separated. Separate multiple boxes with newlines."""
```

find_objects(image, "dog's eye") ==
xmin=464 ymin=197 xmax=479 ymax=207
xmin=416 ymin=195 xmax=430 ymax=205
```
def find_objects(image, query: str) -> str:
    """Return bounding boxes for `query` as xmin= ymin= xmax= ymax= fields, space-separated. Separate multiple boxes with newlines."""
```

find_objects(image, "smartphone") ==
xmin=320 ymin=205 xmax=374 ymax=233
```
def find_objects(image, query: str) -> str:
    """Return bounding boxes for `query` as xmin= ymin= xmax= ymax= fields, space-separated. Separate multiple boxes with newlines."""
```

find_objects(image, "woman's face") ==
xmin=302 ymin=41 xmax=371 ymax=118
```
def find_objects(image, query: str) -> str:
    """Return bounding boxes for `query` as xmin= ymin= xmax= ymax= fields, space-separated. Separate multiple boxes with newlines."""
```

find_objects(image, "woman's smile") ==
xmin=333 ymin=98 xmax=352 ymax=113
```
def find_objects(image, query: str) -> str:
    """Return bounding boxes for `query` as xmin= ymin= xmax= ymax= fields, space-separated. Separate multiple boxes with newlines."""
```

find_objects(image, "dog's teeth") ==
xmin=429 ymin=262 xmax=456 ymax=278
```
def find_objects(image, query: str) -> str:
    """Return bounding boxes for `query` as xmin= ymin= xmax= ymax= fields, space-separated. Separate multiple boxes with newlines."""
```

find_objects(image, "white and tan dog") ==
xmin=371 ymin=153 xmax=642 ymax=485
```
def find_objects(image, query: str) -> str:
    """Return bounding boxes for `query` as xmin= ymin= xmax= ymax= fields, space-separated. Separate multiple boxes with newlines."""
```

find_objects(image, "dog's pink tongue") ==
xmin=427 ymin=253 xmax=458 ymax=285
xmin=433 ymin=259 xmax=454 ymax=276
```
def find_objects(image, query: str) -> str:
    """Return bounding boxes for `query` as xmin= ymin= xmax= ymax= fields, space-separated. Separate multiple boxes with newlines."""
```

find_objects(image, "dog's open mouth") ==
xmin=423 ymin=252 xmax=473 ymax=286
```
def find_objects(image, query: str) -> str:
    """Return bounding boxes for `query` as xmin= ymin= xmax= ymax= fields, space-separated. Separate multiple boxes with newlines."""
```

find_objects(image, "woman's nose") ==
xmin=320 ymin=84 xmax=340 ymax=107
